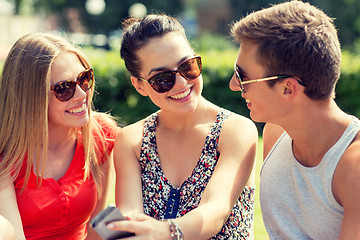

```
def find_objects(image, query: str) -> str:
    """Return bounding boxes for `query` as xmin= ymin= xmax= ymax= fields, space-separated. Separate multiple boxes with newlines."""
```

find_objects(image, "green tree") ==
xmin=31 ymin=0 xmax=185 ymax=35
xmin=324 ymin=0 xmax=360 ymax=49
xmin=14 ymin=0 xmax=22 ymax=14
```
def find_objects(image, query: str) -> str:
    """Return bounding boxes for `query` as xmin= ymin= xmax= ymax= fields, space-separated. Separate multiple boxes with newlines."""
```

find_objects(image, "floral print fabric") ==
xmin=139 ymin=109 xmax=255 ymax=239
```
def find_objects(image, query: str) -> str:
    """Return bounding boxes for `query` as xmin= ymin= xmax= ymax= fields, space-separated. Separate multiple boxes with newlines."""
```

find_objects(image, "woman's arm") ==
xmin=0 ymin=215 xmax=16 ymax=240
xmin=176 ymin=114 xmax=257 ymax=239
xmin=114 ymin=123 xmax=144 ymax=214
xmin=0 ymin=174 xmax=26 ymax=240
xmin=87 ymin=151 xmax=115 ymax=240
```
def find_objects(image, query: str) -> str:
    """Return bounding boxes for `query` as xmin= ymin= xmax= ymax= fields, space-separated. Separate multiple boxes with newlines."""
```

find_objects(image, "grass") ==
xmin=254 ymin=138 xmax=269 ymax=240
xmin=108 ymin=138 xmax=268 ymax=239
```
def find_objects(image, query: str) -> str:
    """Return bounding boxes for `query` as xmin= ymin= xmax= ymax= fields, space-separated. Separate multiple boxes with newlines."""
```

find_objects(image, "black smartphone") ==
xmin=90 ymin=206 xmax=135 ymax=240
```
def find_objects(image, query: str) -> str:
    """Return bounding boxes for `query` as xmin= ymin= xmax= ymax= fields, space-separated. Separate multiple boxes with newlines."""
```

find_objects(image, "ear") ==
xmin=131 ymin=76 xmax=148 ymax=96
xmin=282 ymin=77 xmax=301 ymax=99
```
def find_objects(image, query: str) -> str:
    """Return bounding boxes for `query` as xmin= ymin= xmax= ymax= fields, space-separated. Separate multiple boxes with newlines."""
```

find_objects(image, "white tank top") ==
xmin=260 ymin=117 xmax=360 ymax=239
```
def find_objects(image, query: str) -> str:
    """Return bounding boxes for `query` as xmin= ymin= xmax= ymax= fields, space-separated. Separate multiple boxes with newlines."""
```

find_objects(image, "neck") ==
xmin=32 ymin=125 xmax=77 ymax=176
xmin=48 ymin=125 xmax=77 ymax=152
xmin=279 ymin=99 xmax=352 ymax=166
xmin=157 ymin=97 xmax=218 ymax=132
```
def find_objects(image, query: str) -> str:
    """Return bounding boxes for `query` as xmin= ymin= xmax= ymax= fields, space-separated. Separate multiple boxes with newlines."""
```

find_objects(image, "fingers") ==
xmin=107 ymin=213 xmax=151 ymax=235
xmin=107 ymin=213 xmax=169 ymax=240
xmin=125 ymin=212 xmax=151 ymax=221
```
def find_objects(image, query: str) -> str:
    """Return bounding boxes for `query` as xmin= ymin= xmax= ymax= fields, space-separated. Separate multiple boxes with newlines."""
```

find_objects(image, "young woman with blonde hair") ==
xmin=0 ymin=33 xmax=117 ymax=239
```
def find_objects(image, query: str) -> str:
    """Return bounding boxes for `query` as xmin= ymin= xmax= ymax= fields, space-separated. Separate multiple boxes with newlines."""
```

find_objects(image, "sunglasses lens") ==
xmin=52 ymin=68 xmax=94 ymax=102
xmin=78 ymin=68 xmax=94 ymax=91
xmin=53 ymin=81 xmax=77 ymax=102
xmin=234 ymin=66 xmax=245 ymax=91
xmin=179 ymin=57 xmax=202 ymax=80
xmin=149 ymin=71 xmax=176 ymax=93
xmin=145 ymin=57 xmax=201 ymax=93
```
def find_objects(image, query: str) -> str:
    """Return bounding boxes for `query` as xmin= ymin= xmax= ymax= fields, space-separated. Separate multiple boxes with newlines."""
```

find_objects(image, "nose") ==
xmin=72 ymin=84 xmax=88 ymax=100
xmin=229 ymin=74 xmax=241 ymax=92
xmin=175 ymin=72 xmax=188 ymax=86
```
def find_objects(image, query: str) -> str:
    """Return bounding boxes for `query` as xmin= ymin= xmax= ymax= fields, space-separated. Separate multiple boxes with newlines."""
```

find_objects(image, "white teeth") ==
xmin=170 ymin=89 xmax=191 ymax=99
xmin=245 ymin=99 xmax=250 ymax=103
xmin=68 ymin=103 xmax=86 ymax=113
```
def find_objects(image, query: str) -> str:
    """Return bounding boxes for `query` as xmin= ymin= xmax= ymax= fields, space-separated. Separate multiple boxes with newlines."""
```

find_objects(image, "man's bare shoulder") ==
xmin=262 ymin=123 xmax=285 ymax=160
xmin=333 ymin=131 xmax=360 ymax=206
xmin=339 ymin=131 xmax=360 ymax=170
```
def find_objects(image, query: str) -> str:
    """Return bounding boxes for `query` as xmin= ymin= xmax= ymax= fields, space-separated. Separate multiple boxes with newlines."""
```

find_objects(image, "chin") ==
xmin=76 ymin=117 xmax=90 ymax=128
xmin=249 ymin=112 xmax=265 ymax=123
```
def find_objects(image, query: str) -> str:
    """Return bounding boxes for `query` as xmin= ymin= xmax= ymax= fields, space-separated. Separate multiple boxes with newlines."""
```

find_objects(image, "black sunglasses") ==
xmin=50 ymin=68 xmax=94 ymax=102
xmin=138 ymin=56 xmax=202 ymax=93
xmin=234 ymin=63 xmax=305 ymax=93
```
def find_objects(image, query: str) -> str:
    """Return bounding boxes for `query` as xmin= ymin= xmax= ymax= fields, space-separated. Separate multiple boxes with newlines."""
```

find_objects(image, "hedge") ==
xmin=336 ymin=50 xmax=360 ymax=117
xmin=1 ymin=46 xmax=359 ymax=134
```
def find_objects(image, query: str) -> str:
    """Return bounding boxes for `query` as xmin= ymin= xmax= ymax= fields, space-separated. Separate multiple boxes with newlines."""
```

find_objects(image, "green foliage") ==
xmin=322 ymin=0 xmax=360 ymax=48
xmin=31 ymin=0 xmax=185 ymax=35
xmin=13 ymin=0 xmax=360 ymax=49
xmin=200 ymin=49 xmax=251 ymax=119
xmin=193 ymin=32 xmax=237 ymax=52
xmin=335 ymin=50 xmax=360 ymax=117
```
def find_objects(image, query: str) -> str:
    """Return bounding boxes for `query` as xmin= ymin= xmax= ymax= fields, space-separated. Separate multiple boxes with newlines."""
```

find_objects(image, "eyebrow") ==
xmin=148 ymin=56 xmax=190 ymax=76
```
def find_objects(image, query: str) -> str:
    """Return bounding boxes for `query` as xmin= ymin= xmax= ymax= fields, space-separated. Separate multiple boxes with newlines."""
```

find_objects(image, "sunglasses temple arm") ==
xmin=241 ymin=76 xmax=280 ymax=86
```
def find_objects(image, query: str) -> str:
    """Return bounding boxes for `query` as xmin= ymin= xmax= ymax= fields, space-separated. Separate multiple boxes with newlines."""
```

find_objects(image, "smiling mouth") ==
xmin=67 ymin=103 xmax=86 ymax=113
xmin=169 ymin=88 xmax=191 ymax=100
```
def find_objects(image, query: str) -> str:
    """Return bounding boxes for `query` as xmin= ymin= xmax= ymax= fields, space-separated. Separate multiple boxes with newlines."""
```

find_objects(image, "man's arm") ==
xmin=332 ymin=134 xmax=360 ymax=239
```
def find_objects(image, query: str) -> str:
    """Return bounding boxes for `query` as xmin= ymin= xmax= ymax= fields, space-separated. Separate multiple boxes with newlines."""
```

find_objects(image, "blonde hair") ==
xmin=0 ymin=33 xmax=110 ymax=193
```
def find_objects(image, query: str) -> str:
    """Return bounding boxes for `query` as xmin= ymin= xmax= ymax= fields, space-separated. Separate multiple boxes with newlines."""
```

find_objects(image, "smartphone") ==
xmin=90 ymin=206 xmax=135 ymax=240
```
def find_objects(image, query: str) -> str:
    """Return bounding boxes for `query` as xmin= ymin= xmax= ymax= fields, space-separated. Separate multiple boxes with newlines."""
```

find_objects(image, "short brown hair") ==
xmin=231 ymin=0 xmax=341 ymax=100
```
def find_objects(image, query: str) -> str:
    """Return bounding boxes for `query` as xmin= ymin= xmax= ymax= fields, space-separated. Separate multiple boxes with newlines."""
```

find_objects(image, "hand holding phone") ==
xmin=90 ymin=206 xmax=135 ymax=240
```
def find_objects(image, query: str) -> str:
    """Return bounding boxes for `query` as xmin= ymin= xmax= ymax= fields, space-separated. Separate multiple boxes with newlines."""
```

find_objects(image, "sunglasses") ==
xmin=234 ymin=63 xmax=305 ymax=93
xmin=50 ymin=68 xmax=94 ymax=102
xmin=138 ymin=56 xmax=202 ymax=93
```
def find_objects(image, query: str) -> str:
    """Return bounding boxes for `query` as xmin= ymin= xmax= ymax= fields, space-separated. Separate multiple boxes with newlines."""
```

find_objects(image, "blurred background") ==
xmin=1 ymin=1 xmax=360 ymax=238
xmin=1 ymin=0 xmax=360 ymax=128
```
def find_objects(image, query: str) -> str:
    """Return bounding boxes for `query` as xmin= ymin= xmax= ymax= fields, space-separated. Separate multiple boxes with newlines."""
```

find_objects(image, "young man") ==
xmin=229 ymin=1 xmax=360 ymax=239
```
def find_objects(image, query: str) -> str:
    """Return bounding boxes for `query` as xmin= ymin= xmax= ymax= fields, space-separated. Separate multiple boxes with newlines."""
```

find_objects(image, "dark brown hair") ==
xmin=231 ymin=0 xmax=341 ymax=99
xmin=120 ymin=14 xmax=186 ymax=78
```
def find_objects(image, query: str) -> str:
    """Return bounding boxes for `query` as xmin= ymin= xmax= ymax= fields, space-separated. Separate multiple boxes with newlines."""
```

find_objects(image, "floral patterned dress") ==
xmin=139 ymin=109 xmax=255 ymax=239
